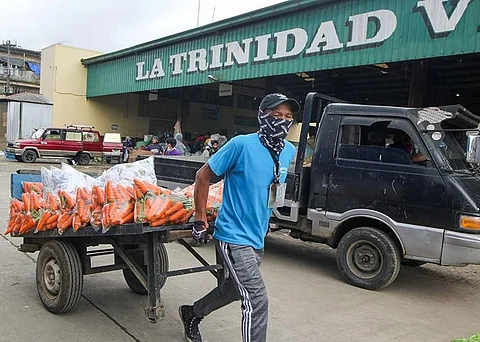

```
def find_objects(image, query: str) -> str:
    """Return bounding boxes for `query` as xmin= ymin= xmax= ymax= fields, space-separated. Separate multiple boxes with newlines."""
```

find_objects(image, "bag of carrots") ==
xmin=22 ymin=181 xmax=44 ymax=195
xmin=90 ymin=185 xmax=105 ymax=231
xmin=17 ymin=191 xmax=43 ymax=235
xmin=35 ymin=192 xmax=60 ymax=233
xmin=4 ymin=198 xmax=23 ymax=235
xmin=57 ymin=190 xmax=76 ymax=234
xmin=102 ymin=180 xmax=135 ymax=233
xmin=73 ymin=187 xmax=93 ymax=232
xmin=133 ymin=178 xmax=172 ymax=224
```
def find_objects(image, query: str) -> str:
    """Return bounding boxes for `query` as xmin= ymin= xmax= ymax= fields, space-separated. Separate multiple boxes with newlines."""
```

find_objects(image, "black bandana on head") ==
xmin=257 ymin=109 xmax=293 ymax=155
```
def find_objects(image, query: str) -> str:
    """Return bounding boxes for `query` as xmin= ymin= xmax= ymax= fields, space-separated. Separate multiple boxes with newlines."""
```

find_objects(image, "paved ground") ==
xmin=1 ymin=159 xmax=480 ymax=342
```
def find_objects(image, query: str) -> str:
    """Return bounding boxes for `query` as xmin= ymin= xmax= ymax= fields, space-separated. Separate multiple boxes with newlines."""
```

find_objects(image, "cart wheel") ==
xmin=123 ymin=243 xmax=169 ymax=295
xmin=36 ymin=240 xmax=83 ymax=313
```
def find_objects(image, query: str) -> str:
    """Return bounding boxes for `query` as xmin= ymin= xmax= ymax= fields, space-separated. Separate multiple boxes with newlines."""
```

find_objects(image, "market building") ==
xmin=41 ymin=0 xmax=480 ymax=140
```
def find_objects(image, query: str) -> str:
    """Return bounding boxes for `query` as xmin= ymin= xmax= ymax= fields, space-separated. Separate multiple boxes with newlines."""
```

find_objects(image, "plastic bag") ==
xmin=97 ymin=156 xmax=157 ymax=186
xmin=102 ymin=180 xmax=135 ymax=233
xmin=4 ymin=199 xmax=23 ymax=235
xmin=73 ymin=187 xmax=93 ymax=232
xmin=57 ymin=190 xmax=75 ymax=234
xmin=42 ymin=163 xmax=98 ymax=196
xmin=35 ymin=192 xmax=60 ymax=233
xmin=18 ymin=192 xmax=43 ymax=234
xmin=90 ymin=185 xmax=105 ymax=231
xmin=133 ymin=178 xmax=173 ymax=224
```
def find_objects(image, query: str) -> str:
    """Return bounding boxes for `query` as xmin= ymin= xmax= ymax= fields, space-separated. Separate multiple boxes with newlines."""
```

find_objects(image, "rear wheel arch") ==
xmin=331 ymin=216 xmax=404 ymax=256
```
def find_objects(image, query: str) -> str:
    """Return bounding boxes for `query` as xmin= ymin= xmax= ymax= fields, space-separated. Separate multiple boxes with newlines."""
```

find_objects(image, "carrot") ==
xmin=155 ymin=198 xmax=174 ymax=220
xmin=58 ymin=214 xmax=73 ymax=231
xmin=133 ymin=178 xmax=149 ymax=199
xmin=46 ymin=213 xmax=59 ymax=225
xmin=164 ymin=202 xmax=184 ymax=217
xmin=22 ymin=193 xmax=31 ymax=212
xmin=105 ymin=180 xmax=115 ymax=203
xmin=73 ymin=217 xmax=82 ymax=231
xmin=36 ymin=211 xmax=52 ymax=232
xmin=146 ymin=197 xmax=164 ymax=221
xmin=126 ymin=186 xmax=134 ymax=198
xmin=120 ymin=211 xmax=134 ymax=224
xmin=149 ymin=217 xmax=169 ymax=227
xmin=94 ymin=186 xmax=105 ymax=206
xmin=117 ymin=202 xmax=134 ymax=218
xmin=46 ymin=222 xmax=56 ymax=230
xmin=180 ymin=209 xmax=195 ymax=224
xmin=169 ymin=208 xmax=188 ymax=223
xmin=20 ymin=216 xmax=36 ymax=234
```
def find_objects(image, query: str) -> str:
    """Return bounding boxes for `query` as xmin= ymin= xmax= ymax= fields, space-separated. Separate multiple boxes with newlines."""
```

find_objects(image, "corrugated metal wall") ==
xmin=86 ymin=0 xmax=480 ymax=97
xmin=7 ymin=102 xmax=53 ymax=141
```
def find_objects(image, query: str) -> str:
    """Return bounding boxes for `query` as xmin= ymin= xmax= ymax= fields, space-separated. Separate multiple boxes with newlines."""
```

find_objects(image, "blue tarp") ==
xmin=27 ymin=61 xmax=40 ymax=75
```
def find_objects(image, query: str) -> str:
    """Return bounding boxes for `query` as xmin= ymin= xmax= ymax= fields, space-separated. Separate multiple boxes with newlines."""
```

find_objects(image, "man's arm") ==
xmin=194 ymin=163 xmax=216 ymax=225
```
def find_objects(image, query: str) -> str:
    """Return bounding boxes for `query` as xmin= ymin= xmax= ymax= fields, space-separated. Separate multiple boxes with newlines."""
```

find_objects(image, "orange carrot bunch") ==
xmin=22 ymin=181 xmax=44 ymax=195
xmin=133 ymin=178 xmax=171 ymax=223
xmin=73 ymin=187 xmax=93 ymax=232
xmin=17 ymin=191 xmax=43 ymax=234
xmin=90 ymin=185 xmax=105 ymax=230
xmin=4 ymin=199 xmax=24 ymax=235
xmin=102 ymin=180 xmax=135 ymax=232
xmin=35 ymin=192 xmax=60 ymax=233
xmin=146 ymin=195 xmax=194 ymax=227
xmin=57 ymin=190 xmax=76 ymax=234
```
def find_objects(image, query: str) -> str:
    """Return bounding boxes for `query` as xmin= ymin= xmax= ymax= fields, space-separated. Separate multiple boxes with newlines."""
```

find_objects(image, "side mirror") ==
xmin=466 ymin=135 xmax=480 ymax=163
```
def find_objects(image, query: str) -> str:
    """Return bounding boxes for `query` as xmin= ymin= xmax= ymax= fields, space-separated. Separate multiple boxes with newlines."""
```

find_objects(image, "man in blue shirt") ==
xmin=179 ymin=94 xmax=299 ymax=342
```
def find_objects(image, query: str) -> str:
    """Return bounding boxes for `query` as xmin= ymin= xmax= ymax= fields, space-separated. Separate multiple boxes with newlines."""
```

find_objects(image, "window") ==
xmin=83 ymin=131 xmax=99 ymax=142
xmin=44 ymin=129 xmax=62 ymax=141
xmin=337 ymin=118 xmax=430 ymax=166
xmin=65 ymin=131 xmax=82 ymax=142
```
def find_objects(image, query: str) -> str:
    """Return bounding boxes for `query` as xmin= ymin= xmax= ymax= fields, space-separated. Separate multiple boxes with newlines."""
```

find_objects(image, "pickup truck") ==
xmin=154 ymin=93 xmax=480 ymax=290
xmin=5 ymin=125 xmax=123 ymax=165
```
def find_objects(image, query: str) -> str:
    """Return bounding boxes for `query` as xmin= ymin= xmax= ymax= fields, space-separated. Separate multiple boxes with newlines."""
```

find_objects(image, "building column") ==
xmin=408 ymin=60 xmax=429 ymax=107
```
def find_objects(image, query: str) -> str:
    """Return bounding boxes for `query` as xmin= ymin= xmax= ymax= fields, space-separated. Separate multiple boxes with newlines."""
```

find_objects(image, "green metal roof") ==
xmin=84 ymin=0 xmax=480 ymax=97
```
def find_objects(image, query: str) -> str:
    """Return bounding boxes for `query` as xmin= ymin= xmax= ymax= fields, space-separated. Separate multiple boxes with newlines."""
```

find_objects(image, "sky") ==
xmin=2 ymin=0 xmax=286 ymax=53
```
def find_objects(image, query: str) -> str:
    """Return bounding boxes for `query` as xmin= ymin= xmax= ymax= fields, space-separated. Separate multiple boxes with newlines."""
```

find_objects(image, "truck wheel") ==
xmin=36 ymin=240 xmax=83 ymax=313
xmin=122 ymin=243 xmax=169 ymax=295
xmin=76 ymin=153 xmax=91 ymax=165
xmin=336 ymin=227 xmax=400 ymax=290
xmin=21 ymin=150 xmax=37 ymax=163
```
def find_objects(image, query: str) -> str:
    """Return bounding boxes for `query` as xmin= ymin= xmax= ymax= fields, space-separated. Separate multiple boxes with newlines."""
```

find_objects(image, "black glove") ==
xmin=192 ymin=221 xmax=208 ymax=244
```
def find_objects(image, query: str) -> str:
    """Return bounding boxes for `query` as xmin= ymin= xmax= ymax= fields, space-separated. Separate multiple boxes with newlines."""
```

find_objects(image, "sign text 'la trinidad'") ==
xmin=135 ymin=0 xmax=476 ymax=81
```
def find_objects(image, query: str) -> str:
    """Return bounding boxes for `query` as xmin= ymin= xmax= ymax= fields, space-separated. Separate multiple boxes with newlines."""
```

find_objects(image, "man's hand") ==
xmin=192 ymin=220 xmax=208 ymax=244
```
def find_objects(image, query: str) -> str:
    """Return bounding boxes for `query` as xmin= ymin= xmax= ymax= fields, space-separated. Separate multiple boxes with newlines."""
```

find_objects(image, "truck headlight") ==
xmin=13 ymin=142 xmax=20 ymax=148
xmin=459 ymin=215 xmax=480 ymax=231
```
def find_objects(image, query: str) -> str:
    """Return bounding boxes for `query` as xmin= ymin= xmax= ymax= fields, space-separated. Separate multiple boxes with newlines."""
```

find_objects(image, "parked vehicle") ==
xmin=154 ymin=93 xmax=480 ymax=290
xmin=4 ymin=125 xmax=123 ymax=165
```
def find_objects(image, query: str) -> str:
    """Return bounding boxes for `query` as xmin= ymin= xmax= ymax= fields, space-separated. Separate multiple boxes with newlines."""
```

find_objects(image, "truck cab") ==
xmin=273 ymin=93 xmax=480 ymax=290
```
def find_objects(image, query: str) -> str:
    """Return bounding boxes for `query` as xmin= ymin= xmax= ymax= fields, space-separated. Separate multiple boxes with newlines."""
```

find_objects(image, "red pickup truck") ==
xmin=5 ymin=125 xmax=123 ymax=165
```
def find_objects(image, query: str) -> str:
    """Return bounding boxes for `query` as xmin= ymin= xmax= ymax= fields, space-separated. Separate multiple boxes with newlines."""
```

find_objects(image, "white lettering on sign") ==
xmin=150 ymin=58 xmax=165 ymax=78
xmin=346 ymin=10 xmax=397 ymax=48
xmin=272 ymin=28 xmax=308 ymax=59
xmin=169 ymin=53 xmax=187 ymax=75
xmin=187 ymin=49 xmax=209 ymax=72
xmin=416 ymin=0 xmax=473 ymax=35
xmin=132 ymin=3 xmax=477 ymax=82
xmin=136 ymin=62 xmax=149 ymax=80
xmin=210 ymin=44 xmax=224 ymax=69
xmin=224 ymin=38 xmax=253 ymax=66
xmin=305 ymin=21 xmax=343 ymax=54
xmin=253 ymin=34 xmax=272 ymax=62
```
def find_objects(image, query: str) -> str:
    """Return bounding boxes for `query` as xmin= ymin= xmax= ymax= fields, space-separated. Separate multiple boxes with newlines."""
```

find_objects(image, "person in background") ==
xmin=165 ymin=137 xmax=183 ymax=156
xmin=175 ymin=133 xmax=187 ymax=155
xmin=202 ymin=140 xmax=219 ymax=157
xmin=179 ymin=93 xmax=299 ymax=342
xmin=163 ymin=128 xmax=173 ymax=141
xmin=122 ymin=136 xmax=134 ymax=162
xmin=144 ymin=136 xmax=163 ymax=155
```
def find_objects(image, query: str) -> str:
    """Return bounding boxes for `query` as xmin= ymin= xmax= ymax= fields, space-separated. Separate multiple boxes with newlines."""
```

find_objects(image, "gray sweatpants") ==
xmin=193 ymin=240 xmax=268 ymax=342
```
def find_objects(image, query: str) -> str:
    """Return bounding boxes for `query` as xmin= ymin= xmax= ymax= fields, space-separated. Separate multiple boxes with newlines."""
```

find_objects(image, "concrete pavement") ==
xmin=1 ymin=159 xmax=480 ymax=342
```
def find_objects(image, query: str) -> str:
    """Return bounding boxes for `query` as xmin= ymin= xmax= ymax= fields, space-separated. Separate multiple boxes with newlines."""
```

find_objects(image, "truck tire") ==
xmin=21 ymin=150 xmax=37 ymax=163
xmin=336 ymin=227 xmax=400 ymax=290
xmin=122 ymin=243 xmax=169 ymax=295
xmin=76 ymin=153 xmax=91 ymax=165
xmin=36 ymin=240 xmax=83 ymax=313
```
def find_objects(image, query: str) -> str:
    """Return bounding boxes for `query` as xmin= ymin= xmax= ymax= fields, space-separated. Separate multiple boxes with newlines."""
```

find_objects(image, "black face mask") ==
xmin=257 ymin=109 xmax=293 ymax=155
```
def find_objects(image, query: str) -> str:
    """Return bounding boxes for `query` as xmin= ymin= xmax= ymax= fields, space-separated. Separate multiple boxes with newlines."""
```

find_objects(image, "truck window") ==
xmin=44 ymin=129 xmax=62 ymax=141
xmin=83 ymin=131 xmax=99 ymax=142
xmin=337 ymin=118 xmax=431 ymax=167
xmin=65 ymin=131 xmax=83 ymax=142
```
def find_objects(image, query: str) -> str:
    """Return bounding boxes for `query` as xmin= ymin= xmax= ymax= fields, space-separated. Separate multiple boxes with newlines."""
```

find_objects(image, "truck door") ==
xmin=40 ymin=128 xmax=64 ymax=156
xmin=82 ymin=131 xmax=102 ymax=159
xmin=63 ymin=130 xmax=83 ymax=158
xmin=327 ymin=116 xmax=447 ymax=230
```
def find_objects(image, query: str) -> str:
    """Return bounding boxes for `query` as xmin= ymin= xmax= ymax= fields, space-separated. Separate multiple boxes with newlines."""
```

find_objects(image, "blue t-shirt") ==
xmin=208 ymin=133 xmax=296 ymax=249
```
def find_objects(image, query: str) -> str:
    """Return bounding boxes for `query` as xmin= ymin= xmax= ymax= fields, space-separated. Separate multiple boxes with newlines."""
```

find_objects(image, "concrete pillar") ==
xmin=408 ymin=60 xmax=429 ymax=107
